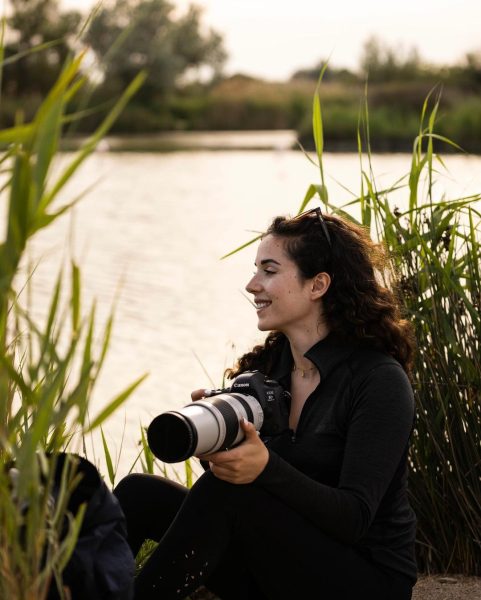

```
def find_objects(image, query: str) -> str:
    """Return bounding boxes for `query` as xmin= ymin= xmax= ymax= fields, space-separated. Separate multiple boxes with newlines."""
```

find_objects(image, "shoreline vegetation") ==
xmin=0 ymin=48 xmax=147 ymax=599
xmin=50 ymin=75 xmax=481 ymax=154
xmin=113 ymin=76 xmax=481 ymax=154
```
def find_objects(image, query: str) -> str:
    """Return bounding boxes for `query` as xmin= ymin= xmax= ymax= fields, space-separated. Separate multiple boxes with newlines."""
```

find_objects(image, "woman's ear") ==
xmin=311 ymin=272 xmax=331 ymax=299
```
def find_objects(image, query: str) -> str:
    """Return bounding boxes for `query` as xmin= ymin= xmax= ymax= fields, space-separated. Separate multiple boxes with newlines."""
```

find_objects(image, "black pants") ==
xmin=114 ymin=471 xmax=413 ymax=600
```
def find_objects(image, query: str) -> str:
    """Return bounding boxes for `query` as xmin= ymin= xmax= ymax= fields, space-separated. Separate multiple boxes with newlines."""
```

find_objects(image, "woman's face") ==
xmin=245 ymin=234 xmax=321 ymax=335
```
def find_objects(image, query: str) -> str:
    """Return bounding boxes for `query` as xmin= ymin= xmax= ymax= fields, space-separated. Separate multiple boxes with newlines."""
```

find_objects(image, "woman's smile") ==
xmin=254 ymin=299 xmax=272 ymax=312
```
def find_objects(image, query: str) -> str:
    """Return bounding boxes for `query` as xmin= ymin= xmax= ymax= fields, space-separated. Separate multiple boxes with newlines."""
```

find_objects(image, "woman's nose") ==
xmin=245 ymin=274 xmax=261 ymax=294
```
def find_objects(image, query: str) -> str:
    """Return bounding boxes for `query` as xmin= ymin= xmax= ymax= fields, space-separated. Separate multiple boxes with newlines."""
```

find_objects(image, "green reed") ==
xmin=309 ymin=79 xmax=481 ymax=574
xmin=0 ymin=41 xmax=146 ymax=598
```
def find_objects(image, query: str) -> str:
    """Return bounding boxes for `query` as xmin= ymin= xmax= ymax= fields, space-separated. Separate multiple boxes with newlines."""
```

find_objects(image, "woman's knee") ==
xmin=114 ymin=473 xmax=144 ymax=499
xmin=114 ymin=473 xmax=188 ymax=515
xmin=114 ymin=473 xmax=155 ymax=512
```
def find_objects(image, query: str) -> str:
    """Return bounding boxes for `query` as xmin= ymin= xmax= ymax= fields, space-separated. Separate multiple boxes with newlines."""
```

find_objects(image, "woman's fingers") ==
xmin=190 ymin=389 xmax=208 ymax=401
xmin=204 ymin=422 xmax=269 ymax=484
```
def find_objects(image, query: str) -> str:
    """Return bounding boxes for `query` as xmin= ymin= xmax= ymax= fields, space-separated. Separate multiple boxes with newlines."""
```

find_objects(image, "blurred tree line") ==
xmin=2 ymin=0 xmax=226 ymax=131
xmin=2 ymin=0 xmax=481 ymax=151
xmin=292 ymin=37 xmax=481 ymax=152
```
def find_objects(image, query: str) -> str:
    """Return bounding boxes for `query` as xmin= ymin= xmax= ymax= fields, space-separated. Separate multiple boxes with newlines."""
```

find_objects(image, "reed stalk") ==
xmin=0 ymin=42 xmax=146 ymax=598
xmin=309 ymin=79 xmax=481 ymax=574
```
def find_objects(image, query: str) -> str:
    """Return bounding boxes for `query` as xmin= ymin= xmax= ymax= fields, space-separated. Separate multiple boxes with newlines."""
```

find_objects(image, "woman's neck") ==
xmin=286 ymin=322 xmax=330 ymax=373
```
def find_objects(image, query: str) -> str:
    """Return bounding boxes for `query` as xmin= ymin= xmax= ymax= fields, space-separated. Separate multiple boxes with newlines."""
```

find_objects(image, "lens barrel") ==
xmin=147 ymin=393 xmax=264 ymax=463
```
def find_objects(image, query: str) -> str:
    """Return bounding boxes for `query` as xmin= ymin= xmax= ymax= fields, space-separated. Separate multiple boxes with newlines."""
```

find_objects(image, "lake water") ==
xmin=18 ymin=133 xmax=481 ymax=477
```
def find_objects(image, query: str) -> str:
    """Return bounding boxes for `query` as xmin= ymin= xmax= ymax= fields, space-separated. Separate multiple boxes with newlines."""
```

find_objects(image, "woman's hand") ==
xmin=199 ymin=419 xmax=269 ymax=484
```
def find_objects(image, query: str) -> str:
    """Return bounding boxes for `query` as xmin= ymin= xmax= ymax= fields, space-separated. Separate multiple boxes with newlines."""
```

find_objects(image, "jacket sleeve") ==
xmin=254 ymin=363 xmax=415 ymax=544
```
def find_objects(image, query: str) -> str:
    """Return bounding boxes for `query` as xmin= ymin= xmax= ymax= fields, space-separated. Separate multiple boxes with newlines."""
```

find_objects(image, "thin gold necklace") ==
xmin=292 ymin=364 xmax=316 ymax=378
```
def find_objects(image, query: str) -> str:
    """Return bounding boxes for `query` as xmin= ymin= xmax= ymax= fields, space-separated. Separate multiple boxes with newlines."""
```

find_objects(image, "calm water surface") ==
xmin=22 ymin=144 xmax=481 ymax=476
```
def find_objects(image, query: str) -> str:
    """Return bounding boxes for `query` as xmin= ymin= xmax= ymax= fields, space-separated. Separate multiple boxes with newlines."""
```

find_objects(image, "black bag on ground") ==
xmin=47 ymin=453 xmax=135 ymax=600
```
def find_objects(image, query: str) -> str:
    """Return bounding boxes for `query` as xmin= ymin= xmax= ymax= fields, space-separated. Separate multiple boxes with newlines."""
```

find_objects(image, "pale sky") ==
xmin=64 ymin=0 xmax=481 ymax=80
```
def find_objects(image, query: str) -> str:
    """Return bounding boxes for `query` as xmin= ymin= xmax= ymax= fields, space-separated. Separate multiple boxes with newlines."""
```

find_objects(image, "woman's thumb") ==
xmin=241 ymin=418 xmax=258 ymax=437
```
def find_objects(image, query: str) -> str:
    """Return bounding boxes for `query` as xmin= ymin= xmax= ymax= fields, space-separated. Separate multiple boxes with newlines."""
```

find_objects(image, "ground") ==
xmin=191 ymin=575 xmax=481 ymax=599
xmin=413 ymin=575 xmax=481 ymax=599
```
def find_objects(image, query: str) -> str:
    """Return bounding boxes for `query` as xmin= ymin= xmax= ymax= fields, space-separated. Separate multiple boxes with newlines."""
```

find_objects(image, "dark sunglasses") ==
xmin=292 ymin=207 xmax=332 ymax=248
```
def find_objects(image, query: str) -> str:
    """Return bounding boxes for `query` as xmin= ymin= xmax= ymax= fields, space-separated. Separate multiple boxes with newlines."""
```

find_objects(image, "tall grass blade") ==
xmin=40 ymin=71 xmax=147 ymax=211
xmin=101 ymin=427 xmax=116 ymax=487
xmin=86 ymin=374 xmax=148 ymax=432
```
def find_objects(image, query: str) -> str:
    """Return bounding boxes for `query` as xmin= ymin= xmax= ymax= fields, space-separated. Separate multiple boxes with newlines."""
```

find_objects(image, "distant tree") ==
xmin=3 ymin=0 xmax=82 ymax=96
xmin=290 ymin=60 xmax=358 ymax=84
xmin=359 ymin=35 xmax=422 ymax=82
xmin=85 ymin=0 xmax=226 ymax=102
xmin=460 ymin=50 xmax=481 ymax=91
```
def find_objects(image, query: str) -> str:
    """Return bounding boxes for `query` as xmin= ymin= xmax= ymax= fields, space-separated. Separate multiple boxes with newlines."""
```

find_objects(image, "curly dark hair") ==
xmin=228 ymin=210 xmax=415 ymax=378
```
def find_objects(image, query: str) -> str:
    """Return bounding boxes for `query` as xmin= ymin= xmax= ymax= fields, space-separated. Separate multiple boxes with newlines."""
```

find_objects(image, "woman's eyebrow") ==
xmin=259 ymin=259 xmax=281 ymax=266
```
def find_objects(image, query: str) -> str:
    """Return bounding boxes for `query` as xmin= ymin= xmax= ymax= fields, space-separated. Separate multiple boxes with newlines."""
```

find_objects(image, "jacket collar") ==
xmin=270 ymin=332 xmax=357 ymax=384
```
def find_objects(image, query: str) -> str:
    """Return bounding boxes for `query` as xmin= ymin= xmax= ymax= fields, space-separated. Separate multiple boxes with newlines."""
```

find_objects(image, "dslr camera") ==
xmin=147 ymin=371 xmax=290 ymax=463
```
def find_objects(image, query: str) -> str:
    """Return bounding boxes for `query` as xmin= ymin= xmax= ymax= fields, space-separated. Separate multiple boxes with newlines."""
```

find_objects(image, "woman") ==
xmin=115 ymin=208 xmax=417 ymax=600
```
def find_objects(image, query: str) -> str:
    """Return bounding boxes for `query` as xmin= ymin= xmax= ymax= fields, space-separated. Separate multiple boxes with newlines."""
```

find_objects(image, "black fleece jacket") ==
xmin=255 ymin=334 xmax=417 ymax=583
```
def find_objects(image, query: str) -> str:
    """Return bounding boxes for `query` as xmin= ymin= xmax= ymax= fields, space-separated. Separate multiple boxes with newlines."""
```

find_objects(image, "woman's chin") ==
xmin=257 ymin=317 xmax=275 ymax=332
xmin=256 ymin=318 xmax=268 ymax=331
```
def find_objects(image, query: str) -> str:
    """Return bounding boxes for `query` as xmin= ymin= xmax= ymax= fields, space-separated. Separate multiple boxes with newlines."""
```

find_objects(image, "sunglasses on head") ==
xmin=292 ymin=207 xmax=332 ymax=248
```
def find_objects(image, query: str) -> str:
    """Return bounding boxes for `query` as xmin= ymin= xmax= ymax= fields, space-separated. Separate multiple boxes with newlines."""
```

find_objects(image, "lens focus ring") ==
xmin=209 ymin=397 xmax=240 ymax=450
xmin=228 ymin=393 xmax=254 ymax=423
